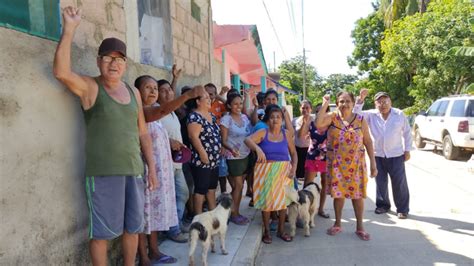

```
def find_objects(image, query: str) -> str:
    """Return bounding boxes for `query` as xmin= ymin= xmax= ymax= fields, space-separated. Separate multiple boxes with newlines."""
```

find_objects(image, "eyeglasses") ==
xmin=100 ymin=55 xmax=127 ymax=65
xmin=376 ymin=99 xmax=391 ymax=105
xmin=338 ymin=100 xmax=352 ymax=104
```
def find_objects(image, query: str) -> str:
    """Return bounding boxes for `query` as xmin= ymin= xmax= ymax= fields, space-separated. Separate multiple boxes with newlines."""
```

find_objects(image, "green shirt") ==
xmin=82 ymin=79 xmax=144 ymax=176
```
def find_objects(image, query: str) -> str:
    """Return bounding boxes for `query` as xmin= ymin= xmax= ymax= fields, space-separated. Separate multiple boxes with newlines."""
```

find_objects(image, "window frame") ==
xmin=0 ymin=0 xmax=61 ymax=41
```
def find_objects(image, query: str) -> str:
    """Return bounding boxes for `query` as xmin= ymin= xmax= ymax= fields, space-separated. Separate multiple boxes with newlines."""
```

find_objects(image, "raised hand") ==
xmin=62 ymin=6 xmax=82 ymax=31
xmin=220 ymin=86 xmax=230 ymax=94
xmin=359 ymin=88 xmax=369 ymax=102
xmin=172 ymin=64 xmax=182 ymax=78
xmin=322 ymin=94 xmax=330 ymax=105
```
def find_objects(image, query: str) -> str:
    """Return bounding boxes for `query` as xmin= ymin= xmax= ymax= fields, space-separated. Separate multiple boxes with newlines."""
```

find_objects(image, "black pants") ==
xmin=295 ymin=146 xmax=308 ymax=179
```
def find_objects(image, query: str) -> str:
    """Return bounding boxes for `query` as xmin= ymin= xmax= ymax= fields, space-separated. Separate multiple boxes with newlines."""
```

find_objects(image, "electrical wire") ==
xmin=261 ymin=0 xmax=287 ymax=58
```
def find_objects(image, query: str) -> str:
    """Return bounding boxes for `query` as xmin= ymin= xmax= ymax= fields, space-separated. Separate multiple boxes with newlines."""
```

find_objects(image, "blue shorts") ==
xmin=85 ymin=175 xmax=145 ymax=240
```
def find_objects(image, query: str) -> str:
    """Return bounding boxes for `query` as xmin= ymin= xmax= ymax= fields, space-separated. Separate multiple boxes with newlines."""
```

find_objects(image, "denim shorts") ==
xmin=85 ymin=175 xmax=145 ymax=240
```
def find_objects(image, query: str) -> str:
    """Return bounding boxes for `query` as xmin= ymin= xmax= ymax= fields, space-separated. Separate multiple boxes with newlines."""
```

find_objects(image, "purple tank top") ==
xmin=258 ymin=129 xmax=290 ymax=161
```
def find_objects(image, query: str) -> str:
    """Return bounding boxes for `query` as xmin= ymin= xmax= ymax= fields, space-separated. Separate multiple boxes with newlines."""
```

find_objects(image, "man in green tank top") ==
xmin=53 ymin=6 xmax=157 ymax=266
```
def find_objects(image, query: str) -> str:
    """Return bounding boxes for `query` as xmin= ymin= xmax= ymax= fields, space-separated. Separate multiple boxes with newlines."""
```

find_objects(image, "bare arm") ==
xmin=316 ymin=95 xmax=335 ymax=129
xmin=297 ymin=116 xmax=311 ymax=139
xmin=286 ymin=130 xmax=298 ymax=177
xmin=170 ymin=64 xmax=182 ymax=93
xmin=361 ymin=118 xmax=377 ymax=178
xmin=143 ymin=85 xmax=205 ymax=122
xmin=220 ymin=124 xmax=239 ymax=157
xmin=216 ymin=86 xmax=229 ymax=103
xmin=244 ymin=129 xmax=267 ymax=162
xmin=135 ymin=88 xmax=157 ymax=190
xmin=282 ymin=108 xmax=295 ymax=136
xmin=53 ymin=6 xmax=96 ymax=108
xmin=188 ymin=122 xmax=209 ymax=164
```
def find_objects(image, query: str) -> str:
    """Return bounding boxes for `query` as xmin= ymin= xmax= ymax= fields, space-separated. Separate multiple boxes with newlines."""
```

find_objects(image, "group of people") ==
xmin=54 ymin=6 xmax=413 ymax=266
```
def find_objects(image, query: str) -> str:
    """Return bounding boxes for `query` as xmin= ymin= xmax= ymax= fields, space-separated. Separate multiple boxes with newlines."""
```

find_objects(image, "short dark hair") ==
xmin=134 ymin=75 xmax=155 ymax=90
xmin=157 ymin=79 xmax=171 ymax=89
xmin=256 ymin=92 xmax=266 ymax=106
xmin=264 ymin=89 xmax=279 ymax=100
xmin=180 ymin=85 xmax=192 ymax=95
xmin=204 ymin=83 xmax=217 ymax=92
xmin=263 ymin=104 xmax=283 ymax=122
xmin=335 ymin=91 xmax=355 ymax=106
xmin=300 ymin=99 xmax=312 ymax=109
xmin=227 ymin=88 xmax=239 ymax=95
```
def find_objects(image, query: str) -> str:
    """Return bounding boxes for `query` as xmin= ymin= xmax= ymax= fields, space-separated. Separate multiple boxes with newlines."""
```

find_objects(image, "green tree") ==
xmin=348 ymin=11 xmax=385 ymax=77
xmin=321 ymin=74 xmax=359 ymax=96
xmin=380 ymin=0 xmax=428 ymax=28
xmin=278 ymin=56 xmax=323 ymax=116
xmin=380 ymin=0 xmax=473 ymax=111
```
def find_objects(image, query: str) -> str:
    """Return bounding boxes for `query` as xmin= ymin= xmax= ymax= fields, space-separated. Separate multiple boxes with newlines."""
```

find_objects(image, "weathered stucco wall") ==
xmin=0 ymin=0 xmax=214 ymax=264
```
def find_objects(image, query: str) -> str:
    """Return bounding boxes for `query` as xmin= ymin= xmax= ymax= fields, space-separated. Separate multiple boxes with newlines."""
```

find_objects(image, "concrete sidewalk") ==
xmin=159 ymin=194 xmax=262 ymax=266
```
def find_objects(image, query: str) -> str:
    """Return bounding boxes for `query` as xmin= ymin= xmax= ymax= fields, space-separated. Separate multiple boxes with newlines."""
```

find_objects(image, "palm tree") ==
xmin=379 ymin=0 xmax=430 ymax=28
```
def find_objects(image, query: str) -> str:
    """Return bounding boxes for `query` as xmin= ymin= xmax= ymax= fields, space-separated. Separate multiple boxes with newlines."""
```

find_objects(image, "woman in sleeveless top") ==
xmin=245 ymin=104 xmax=298 ymax=244
xmin=316 ymin=92 xmax=377 ymax=241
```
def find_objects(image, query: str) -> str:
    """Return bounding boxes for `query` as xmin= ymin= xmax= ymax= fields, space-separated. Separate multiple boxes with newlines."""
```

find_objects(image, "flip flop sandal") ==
xmin=326 ymin=226 xmax=343 ymax=236
xmin=318 ymin=211 xmax=330 ymax=219
xmin=355 ymin=230 xmax=371 ymax=241
xmin=238 ymin=215 xmax=250 ymax=223
xmin=262 ymin=233 xmax=272 ymax=244
xmin=277 ymin=233 xmax=293 ymax=242
xmin=230 ymin=215 xmax=248 ymax=225
xmin=152 ymin=255 xmax=177 ymax=264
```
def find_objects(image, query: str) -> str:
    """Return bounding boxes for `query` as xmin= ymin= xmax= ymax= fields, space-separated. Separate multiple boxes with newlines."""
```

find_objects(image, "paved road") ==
xmin=256 ymin=148 xmax=474 ymax=266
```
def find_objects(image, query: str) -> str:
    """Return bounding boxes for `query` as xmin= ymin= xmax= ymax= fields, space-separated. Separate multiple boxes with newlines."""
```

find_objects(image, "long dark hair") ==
xmin=226 ymin=93 xmax=242 ymax=112
xmin=262 ymin=104 xmax=283 ymax=122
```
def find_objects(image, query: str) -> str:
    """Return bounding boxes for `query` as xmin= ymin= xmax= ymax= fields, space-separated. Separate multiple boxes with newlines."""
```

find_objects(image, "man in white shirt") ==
xmin=355 ymin=90 xmax=413 ymax=219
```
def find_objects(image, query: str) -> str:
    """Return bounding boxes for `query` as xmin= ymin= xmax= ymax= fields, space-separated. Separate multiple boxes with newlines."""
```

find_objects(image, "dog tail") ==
xmin=190 ymin=222 xmax=208 ymax=241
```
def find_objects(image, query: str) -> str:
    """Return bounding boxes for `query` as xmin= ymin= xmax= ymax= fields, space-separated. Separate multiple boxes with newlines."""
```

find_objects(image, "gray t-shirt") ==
xmin=220 ymin=114 xmax=252 ymax=160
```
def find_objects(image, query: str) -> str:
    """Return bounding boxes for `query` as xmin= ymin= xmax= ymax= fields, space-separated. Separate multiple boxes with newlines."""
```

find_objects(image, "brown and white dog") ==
xmin=188 ymin=194 xmax=233 ymax=266
xmin=286 ymin=182 xmax=321 ymax=237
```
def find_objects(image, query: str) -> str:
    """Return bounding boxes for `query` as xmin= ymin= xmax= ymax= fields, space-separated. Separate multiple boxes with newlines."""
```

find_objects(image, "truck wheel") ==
xmin=414 ymin=128 xmax=426 ymax=149
xmin=443 ymin=134 xmax=460 ymax=160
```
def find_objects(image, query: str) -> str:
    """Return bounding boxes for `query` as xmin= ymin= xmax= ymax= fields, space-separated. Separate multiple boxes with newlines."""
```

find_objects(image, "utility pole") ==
xmin=273 ymin=51 xmax=276 ymax=72
xmin=301 ymin=0 xmax=306 ymax=100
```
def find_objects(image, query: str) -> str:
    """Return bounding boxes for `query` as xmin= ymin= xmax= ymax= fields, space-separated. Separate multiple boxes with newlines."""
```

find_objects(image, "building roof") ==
xmin=213 ymin=24 xmax=267 ymax=85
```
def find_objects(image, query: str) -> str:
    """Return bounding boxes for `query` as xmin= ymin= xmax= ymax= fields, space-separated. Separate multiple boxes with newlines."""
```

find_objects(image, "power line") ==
xmin=286 ymin=0 xmax=297 ymax=39
xmin=261 ymin=0 xmax=287 ymax=58
xmin=302 ymin=0 xmax=306 ymax=100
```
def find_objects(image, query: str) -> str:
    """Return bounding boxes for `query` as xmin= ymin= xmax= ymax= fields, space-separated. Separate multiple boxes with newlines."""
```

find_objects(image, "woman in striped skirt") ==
xmin=244 ymin=104 xmax=298 ymax=244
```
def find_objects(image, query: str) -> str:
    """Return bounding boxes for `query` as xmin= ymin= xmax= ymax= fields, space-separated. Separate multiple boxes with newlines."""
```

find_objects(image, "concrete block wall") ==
xmin=0 ymin=0 xmax=215 ymax=264
xmin=171 ymin=0 xmax=212 ymax=82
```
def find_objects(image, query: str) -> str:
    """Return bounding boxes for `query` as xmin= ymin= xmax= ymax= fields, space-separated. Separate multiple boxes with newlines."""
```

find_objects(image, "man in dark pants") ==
xmin=355 ymin=90 xmax=413 ymax=219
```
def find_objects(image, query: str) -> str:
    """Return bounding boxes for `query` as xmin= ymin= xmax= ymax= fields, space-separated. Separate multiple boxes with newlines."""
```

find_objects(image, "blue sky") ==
xmin=212 ymin=0 xmax=375 ymax=77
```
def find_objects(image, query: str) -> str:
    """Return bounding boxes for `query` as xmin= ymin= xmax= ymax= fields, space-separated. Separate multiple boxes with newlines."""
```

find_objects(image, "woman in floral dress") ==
xmin=136 ymin=75 xmax=178 ymax=265
xmin=316 ymin=91 xmax=377 ymax=241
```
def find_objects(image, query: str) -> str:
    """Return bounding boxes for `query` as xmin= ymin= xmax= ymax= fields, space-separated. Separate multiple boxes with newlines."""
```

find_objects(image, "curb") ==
xmin=231 ymin=210 xmax=262 ymax=266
